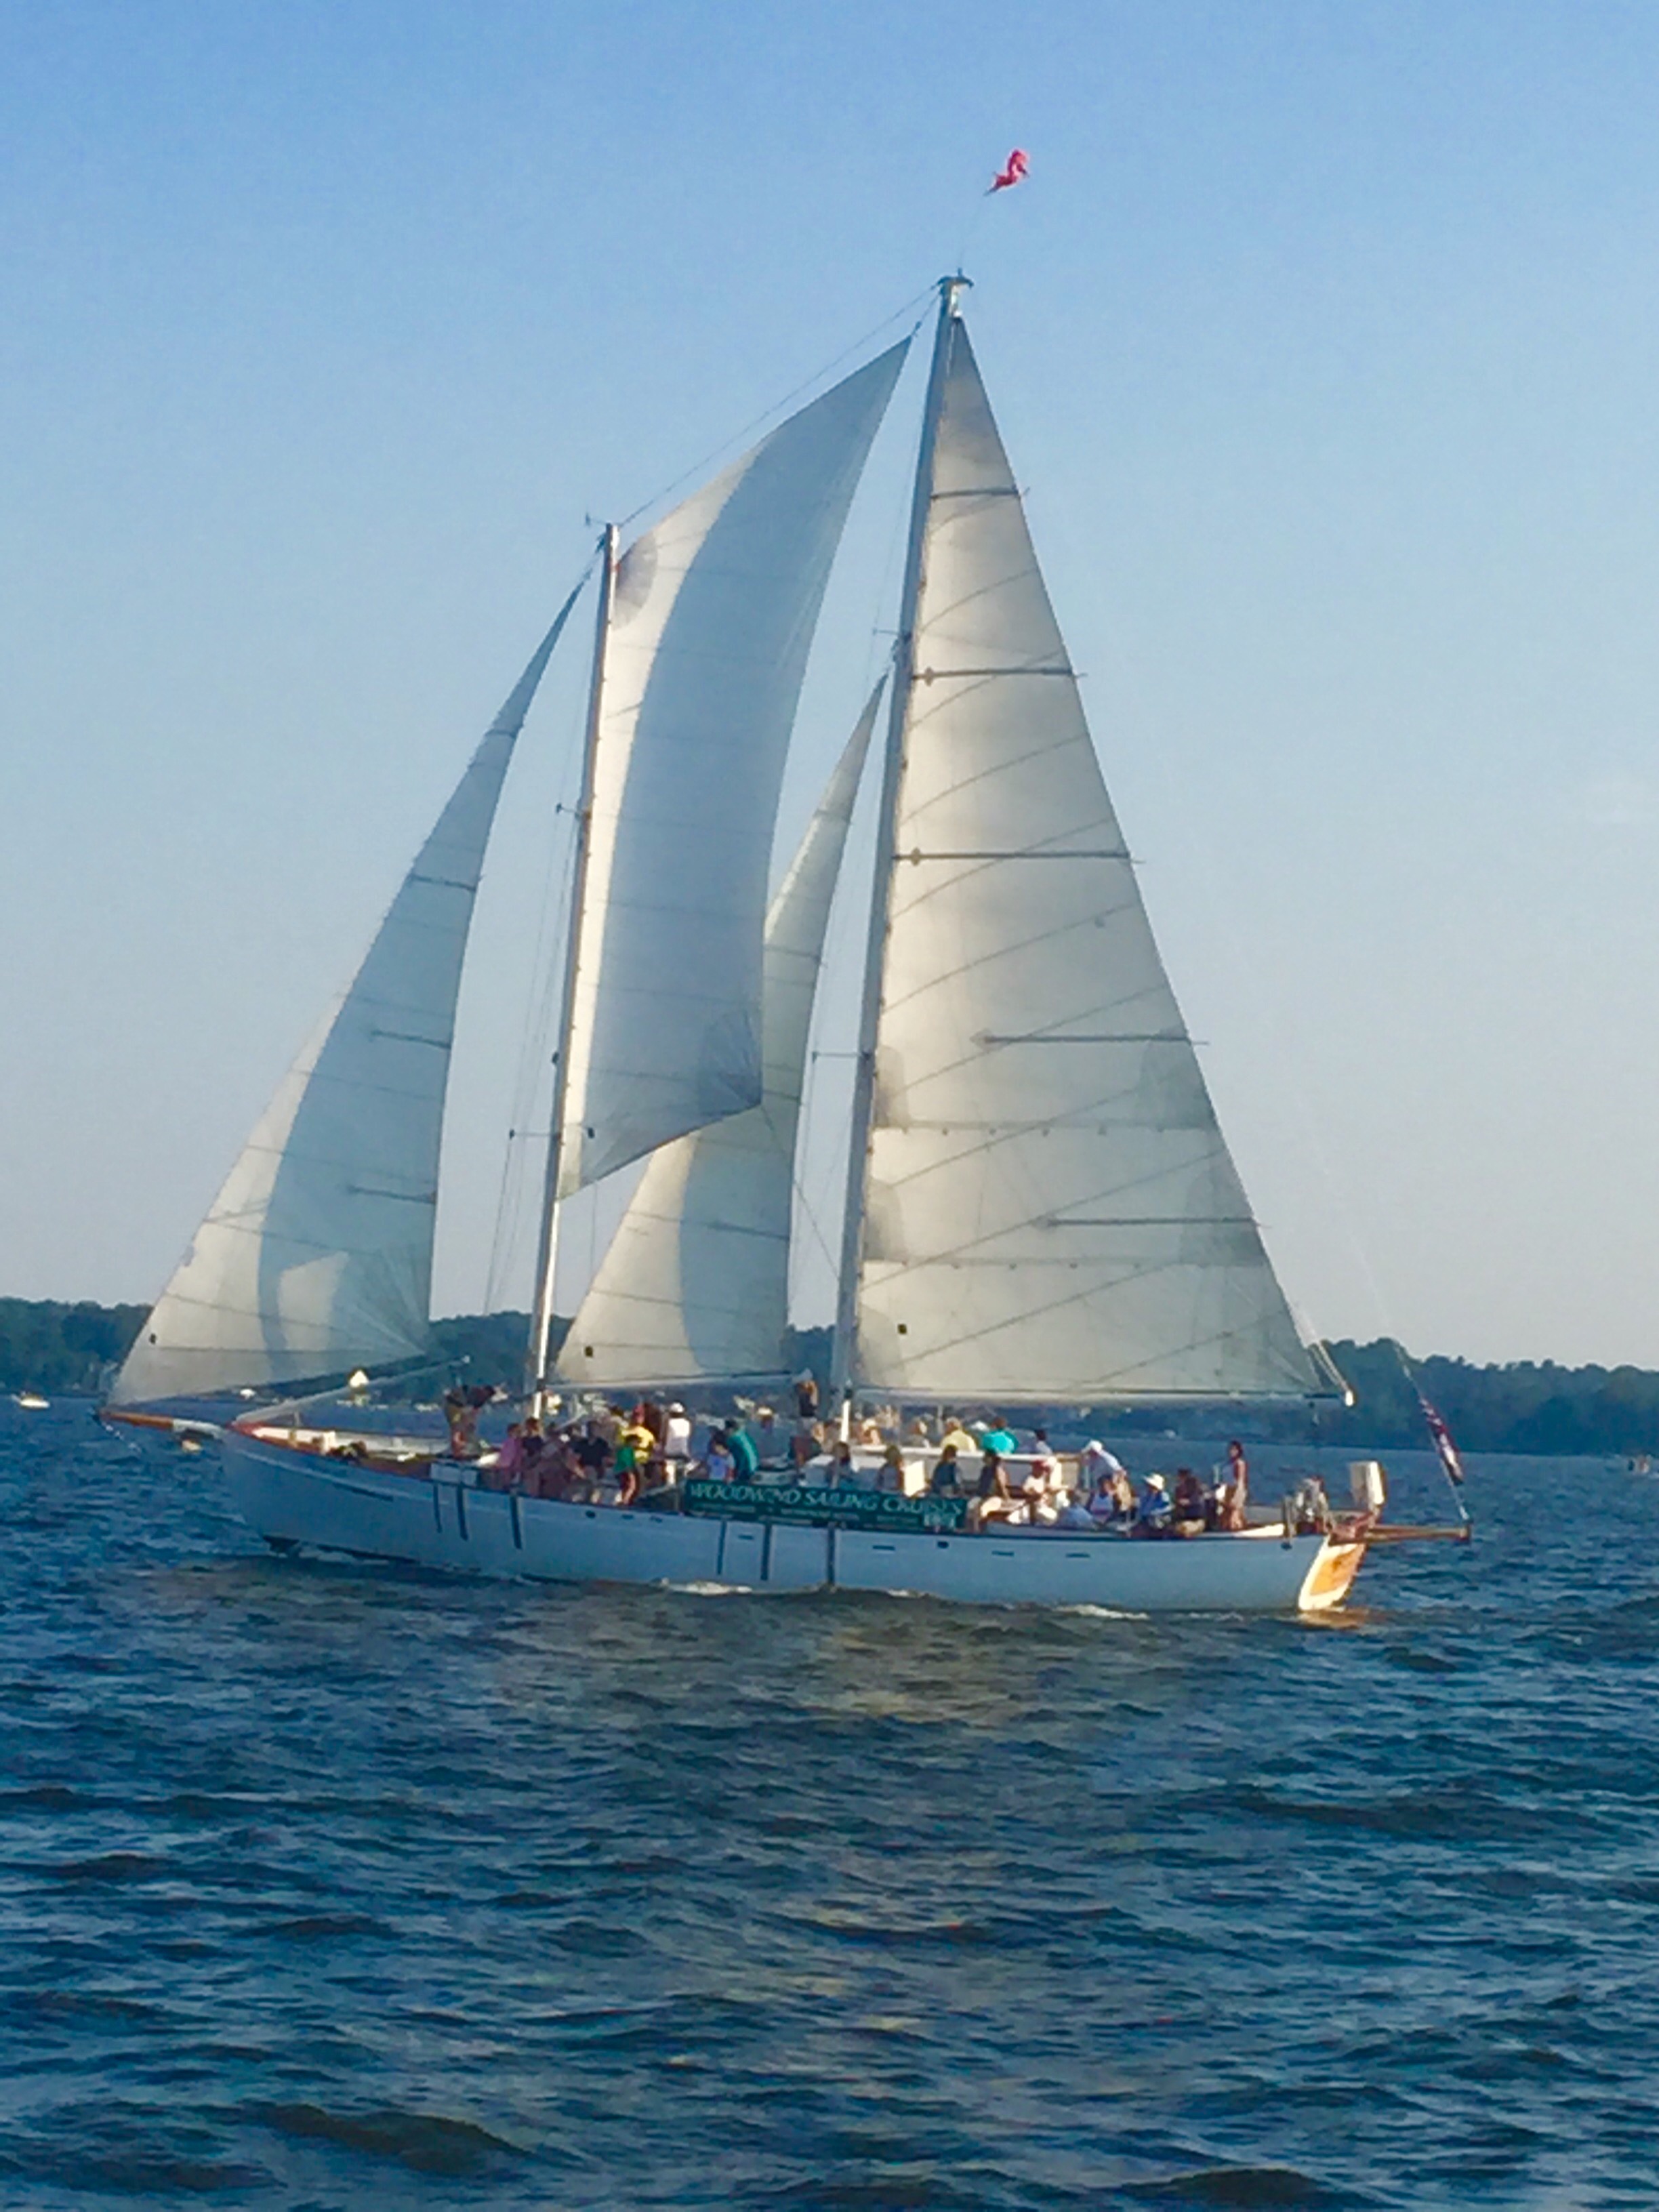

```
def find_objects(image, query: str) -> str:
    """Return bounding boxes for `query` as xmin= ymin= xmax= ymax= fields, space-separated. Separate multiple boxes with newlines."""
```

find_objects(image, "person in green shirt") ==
xmin=724 ymin=1421 xmax=760 ymax=1481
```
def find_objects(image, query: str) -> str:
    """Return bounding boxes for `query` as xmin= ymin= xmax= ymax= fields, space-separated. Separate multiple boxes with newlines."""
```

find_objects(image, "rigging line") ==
xmin=758 ymin=1092 xmax=840 ymax=1296
xmin=483 ymin=814 xmax=575 ymax=1315
xmin=616 ymin=289 xmax=935 ymax=533
xmin=480 ymin=578 xmax=597 ymax=1315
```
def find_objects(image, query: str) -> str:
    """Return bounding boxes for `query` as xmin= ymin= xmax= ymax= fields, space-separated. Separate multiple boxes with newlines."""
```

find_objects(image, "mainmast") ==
xmin=830 ymin=275 xmax=966 ymax=1414
xmin=527 ymin=522 xmax=618 ymax=1414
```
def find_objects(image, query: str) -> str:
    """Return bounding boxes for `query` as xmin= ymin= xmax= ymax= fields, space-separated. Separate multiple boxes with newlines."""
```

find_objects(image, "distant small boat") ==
xmin=13 ymin=1392 xmax=49 ymax=1410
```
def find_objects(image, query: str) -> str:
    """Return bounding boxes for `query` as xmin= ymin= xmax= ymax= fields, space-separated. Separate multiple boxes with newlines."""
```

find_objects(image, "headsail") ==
xmin=557 ymin=683 xmax=881 ymax=1388
xmin=554 ymin=342 xmax=908 ymax=1197
xmin=111 ymin=596 xmax=579 ymax=1404
xmin=840 ymin=303 xmax=1326 ymax=1404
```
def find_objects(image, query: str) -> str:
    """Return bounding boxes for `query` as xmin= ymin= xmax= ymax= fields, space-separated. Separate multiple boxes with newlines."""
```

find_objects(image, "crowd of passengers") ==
xmin=434 ymin=1384 xmax=1270 ymax=1537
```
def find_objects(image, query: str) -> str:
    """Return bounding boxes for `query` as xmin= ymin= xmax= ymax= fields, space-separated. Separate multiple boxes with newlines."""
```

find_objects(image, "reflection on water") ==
xmin=1 ymin=1404 xmax=1657 ymax=2207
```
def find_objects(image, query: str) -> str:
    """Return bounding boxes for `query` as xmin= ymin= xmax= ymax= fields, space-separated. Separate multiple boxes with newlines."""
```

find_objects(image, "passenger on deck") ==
xmin=570 ymin=1424 xmax=610 ymax=1500
xmin=970 ymin=1449 xmax=1015 ymax=1528
xmin=702 ymin=1431 xmax=735 ymax=1482
xmin=1173 ymin=1467 xmax=1208 ymax=1532
xmin=827 ymin=1439 xmax=855 ymax=1486
xmin=752 ymin=1406 xmax=783 ymax=1465
xmin=1025 ymin=1433 xmax=1063 ymax=1504
xmin=663 ymin=1401 xmax=692 ymax=1477
xmin=1085 ymin=1467 xmax=1121 ymax=1526
xmin=522 ymin=1430 xmax=559 ymax=1499
xmin=1217 ymin=1439 xmax=1250 ymax=1532
xmin=928 ymin=1443 xmax=962 ymax=1495
xmin=792 ymin=1368 xmax=819 ymax=1422
xmin=614 ymin=1422 xmax=654 ymax=1507
xmin=979 ymin=1418 xmax=1019 ymax=1456
xmin=939 ymin=1418 xmax=977 ymax=1455
xmin=792 ymin=1421 xmax=823 ymax=1471
xmin=876 ymin=1443 xmax=905 ymax=1494
xmin=443 ymin=1384 xmax=490 ymax=1459
xmin=1135 ymin=1472 xmax=1173 ymax=1535
xmin=724 ymin=1420 xmax=760 ymax=1481
xmin=1290 ymin=1475 xmax=1332 ymax=1534
xmin=1078 ymin=1440 xmax=1121 ymax=1492
xmin=493 ymin=1422 xmax=527 ymax=1487
xmin=1054 ymin=1492 xmax=1097 ymax=1529
xmin=522 ymin=1420 xmax=566 ymax=1497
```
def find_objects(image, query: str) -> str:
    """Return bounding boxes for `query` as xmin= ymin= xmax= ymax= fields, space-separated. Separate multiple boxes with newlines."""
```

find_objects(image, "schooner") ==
xmin=108 ymin=278 xmax=1425 ymax=1612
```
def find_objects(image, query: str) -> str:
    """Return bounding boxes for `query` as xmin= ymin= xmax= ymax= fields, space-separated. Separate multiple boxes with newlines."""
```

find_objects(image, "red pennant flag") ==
xmin=988 ymin=148 xmax=1029 ymax=194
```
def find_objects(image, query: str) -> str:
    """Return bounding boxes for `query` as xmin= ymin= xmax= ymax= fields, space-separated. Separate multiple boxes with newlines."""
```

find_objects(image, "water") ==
xmin=3 ymin=1403 xmax=1658 ymax=2210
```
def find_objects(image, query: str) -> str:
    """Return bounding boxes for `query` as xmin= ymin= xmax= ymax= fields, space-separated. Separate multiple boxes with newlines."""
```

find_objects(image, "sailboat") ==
xmin=107 ymin=279 xmax=1453 ymax=1611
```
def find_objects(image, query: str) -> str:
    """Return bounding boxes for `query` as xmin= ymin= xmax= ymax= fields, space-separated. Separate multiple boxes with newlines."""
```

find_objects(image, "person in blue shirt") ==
xmin=1135 ymin=1471 xmax=1173 ymax=1534
xmin=723 ymin=1421 xmax=760 ymax=1481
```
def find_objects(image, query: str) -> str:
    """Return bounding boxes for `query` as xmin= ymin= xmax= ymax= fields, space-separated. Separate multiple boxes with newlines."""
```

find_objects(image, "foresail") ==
xmin=112 ymin=598 xmax=578 ymax=1404
xmin=558 ymin=683 xmax=881 ymax=1387
xmin=850 ymin=323 xmax=1323 ymax=1404
xmin=556 ymin=341 xmax=907 ymax=1197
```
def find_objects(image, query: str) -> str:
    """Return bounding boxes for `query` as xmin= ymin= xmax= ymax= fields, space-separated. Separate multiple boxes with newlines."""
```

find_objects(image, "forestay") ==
xmin=112 ymin=600 xmax=579 ymax=1404
xmin=558 ymin=684 xmax=881 ymax=1386
xmin=556 ymin=343 xmax=907 ymax=1195
xmin=849 ymin=321 xmax=1324 ymax=1403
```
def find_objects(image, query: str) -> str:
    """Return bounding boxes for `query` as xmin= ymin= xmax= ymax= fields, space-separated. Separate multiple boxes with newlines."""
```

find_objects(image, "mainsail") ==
xmin=839 ymin=295 xmax=1326 ymax=1404
xmin=557 ymin=683 xmax=881 ymax=1388
xmin=112 ymin=596 xmax=579 ymax=1404
xmin=552 ymin=343 xmax=908 ymax=1198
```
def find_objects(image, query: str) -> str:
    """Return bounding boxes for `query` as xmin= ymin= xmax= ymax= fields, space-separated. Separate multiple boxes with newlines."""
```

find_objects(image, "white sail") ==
xmin=847 ymin=320 xmax=1324 ymax=1404
xmin=557 ymin=684 xmax=881 ymax=1388
xmin=112 ymin=600 xmax=578 ymax=1404
xmin=555 ymin=342 xmax=907 ymax=1197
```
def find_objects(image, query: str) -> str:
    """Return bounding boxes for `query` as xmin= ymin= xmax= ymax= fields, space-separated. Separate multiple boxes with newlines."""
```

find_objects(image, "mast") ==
xmin=830 ymin=275 xmax=965 ymax=1413
xmin=528 ymin=522 xmax=617 ymax=1413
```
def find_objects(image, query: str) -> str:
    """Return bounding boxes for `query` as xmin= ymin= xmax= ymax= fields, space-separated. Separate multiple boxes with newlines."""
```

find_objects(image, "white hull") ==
xmin=222 ymin=1431 xmax=1364 ymax=1614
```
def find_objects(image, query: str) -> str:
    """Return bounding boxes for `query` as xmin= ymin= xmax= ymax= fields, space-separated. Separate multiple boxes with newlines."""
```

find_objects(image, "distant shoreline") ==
xmin=3 ymin=1296 xmax=1656 ymax=1456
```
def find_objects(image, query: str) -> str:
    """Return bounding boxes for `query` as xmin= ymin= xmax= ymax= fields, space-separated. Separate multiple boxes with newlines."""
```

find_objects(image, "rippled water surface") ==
xmin=3 ymin=1404 xmax=1659 ymax=2209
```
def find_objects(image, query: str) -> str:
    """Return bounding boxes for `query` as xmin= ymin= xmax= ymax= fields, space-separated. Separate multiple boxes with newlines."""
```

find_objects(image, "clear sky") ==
xmin=6 ymin=0 xmax=1659 ymax=1368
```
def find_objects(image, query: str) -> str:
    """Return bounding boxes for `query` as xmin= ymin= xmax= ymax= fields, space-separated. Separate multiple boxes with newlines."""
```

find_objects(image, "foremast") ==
xmin=832 ymin=276 xmax=965 ymax=1414
xmin=529 ymin=523 xmax=618 ymax=1416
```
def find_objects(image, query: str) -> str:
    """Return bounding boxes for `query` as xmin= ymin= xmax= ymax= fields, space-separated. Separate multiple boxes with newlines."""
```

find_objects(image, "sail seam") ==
xmin=918 ymin=665 xmax=1073 ymax=680
xmin=905 ymin=849 xmax=1130 ymax=863
xmin=980 ymin=1029 xmax=1185 ymax=1044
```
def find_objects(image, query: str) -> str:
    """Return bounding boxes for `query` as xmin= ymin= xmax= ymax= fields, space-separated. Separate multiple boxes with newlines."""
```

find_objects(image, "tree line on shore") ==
xmin=4 ymin=1298 xmax=1657 ymax=1458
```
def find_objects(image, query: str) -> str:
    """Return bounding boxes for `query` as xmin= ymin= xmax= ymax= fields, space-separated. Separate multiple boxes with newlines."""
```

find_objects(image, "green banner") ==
xmin=682 ymin=1479 xmax=966 ymax=1534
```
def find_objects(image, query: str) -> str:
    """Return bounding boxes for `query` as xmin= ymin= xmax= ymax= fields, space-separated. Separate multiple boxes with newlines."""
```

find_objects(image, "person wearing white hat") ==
xmin=663 ymin=1402 xmax=692 ymax=1479
xmin=1136 ymin=1471 xmax=1174 ymax=1534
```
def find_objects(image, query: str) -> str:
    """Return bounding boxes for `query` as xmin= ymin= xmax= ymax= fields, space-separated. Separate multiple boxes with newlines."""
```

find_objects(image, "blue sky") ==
xmin=6 ymin=0 xmax=1659 ymax=1365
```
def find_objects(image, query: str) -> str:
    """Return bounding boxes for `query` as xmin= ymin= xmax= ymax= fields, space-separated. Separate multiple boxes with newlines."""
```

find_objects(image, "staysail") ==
xmin=557 ymin=683 xmax=881 ymax=1388
xmin=553 ymin=342 xmax=908 ymax=1199
xmin=112 ymin=596 xmax=579 ymax=1404
xmin=839 ymin=298 xmax=1326 ymax=1404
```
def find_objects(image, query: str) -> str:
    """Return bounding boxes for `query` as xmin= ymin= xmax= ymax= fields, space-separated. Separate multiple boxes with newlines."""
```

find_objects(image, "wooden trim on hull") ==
xmin=222 ymin=1432 xmax=1366 ymax=1615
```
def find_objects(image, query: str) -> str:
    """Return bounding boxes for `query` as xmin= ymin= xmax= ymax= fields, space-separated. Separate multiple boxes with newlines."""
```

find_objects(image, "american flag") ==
xmin=1415 ymin=1390 xmax=1466 ymax=1487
